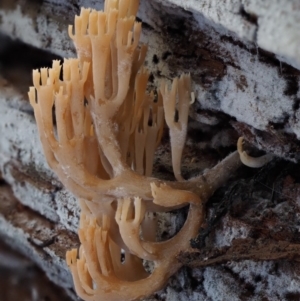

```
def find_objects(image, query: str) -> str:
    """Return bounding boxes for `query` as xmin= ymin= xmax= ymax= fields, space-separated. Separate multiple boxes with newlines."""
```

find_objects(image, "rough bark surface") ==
xmin=0 ymin=0 xmax=300 ymax=300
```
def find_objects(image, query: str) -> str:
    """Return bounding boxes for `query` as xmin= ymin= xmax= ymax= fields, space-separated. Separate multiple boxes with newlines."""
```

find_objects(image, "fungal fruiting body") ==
xmin=29 ymin=0 xmax=243 ymax=300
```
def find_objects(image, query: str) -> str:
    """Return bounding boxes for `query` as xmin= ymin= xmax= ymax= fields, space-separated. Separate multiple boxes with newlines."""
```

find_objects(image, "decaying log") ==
xmin=1 ymin=0 xmax=300 ymax=300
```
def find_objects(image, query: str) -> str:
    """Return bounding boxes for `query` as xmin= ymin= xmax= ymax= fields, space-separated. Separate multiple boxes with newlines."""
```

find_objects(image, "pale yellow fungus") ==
xmin=29 ymin=0 xmax=244 ymax=300
xmin=237 ymin=137 xmax=273 ymax=168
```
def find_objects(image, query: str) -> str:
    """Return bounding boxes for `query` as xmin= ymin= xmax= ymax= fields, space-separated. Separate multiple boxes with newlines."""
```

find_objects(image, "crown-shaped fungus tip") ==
xmin=28 ymin=87 xmax=36 ymax=106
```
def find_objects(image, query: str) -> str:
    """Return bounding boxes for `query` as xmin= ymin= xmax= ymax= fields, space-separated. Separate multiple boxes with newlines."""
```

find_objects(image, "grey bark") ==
xmin=0 ymin=0 xmax=300 ymax=300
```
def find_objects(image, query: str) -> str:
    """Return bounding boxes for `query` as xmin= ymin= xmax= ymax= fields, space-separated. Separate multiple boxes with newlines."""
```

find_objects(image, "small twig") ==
xmin=179 ymin=238 xmax=300 ymax=268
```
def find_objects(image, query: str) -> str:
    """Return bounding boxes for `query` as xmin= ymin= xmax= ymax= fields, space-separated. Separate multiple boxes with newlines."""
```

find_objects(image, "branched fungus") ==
xmin=29 ymin=0 xmax=246 ymax=300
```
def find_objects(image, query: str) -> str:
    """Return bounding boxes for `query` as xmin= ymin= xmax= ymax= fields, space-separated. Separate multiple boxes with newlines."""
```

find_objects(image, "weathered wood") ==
xmin=0 ymin=183 xmax=78 ymax=299
xmin=1 ymin=1 xmax=300 ymax=300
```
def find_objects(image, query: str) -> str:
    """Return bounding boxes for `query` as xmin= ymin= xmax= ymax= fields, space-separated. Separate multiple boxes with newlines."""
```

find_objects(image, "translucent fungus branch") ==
xmin=237 ymin=137 xmax=273 ymax=168
xmin=160 ymin=74 xmax=194 ymax=181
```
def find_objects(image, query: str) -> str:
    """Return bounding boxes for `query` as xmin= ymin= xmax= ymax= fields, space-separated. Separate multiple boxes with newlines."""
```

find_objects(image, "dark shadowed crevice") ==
xmin=0 ymin=32 xmax=62 ymax=94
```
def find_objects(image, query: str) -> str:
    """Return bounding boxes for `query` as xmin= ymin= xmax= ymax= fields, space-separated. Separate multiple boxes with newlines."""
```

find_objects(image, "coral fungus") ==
xmin=29 ymin=0 xmax=243 ymax=300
